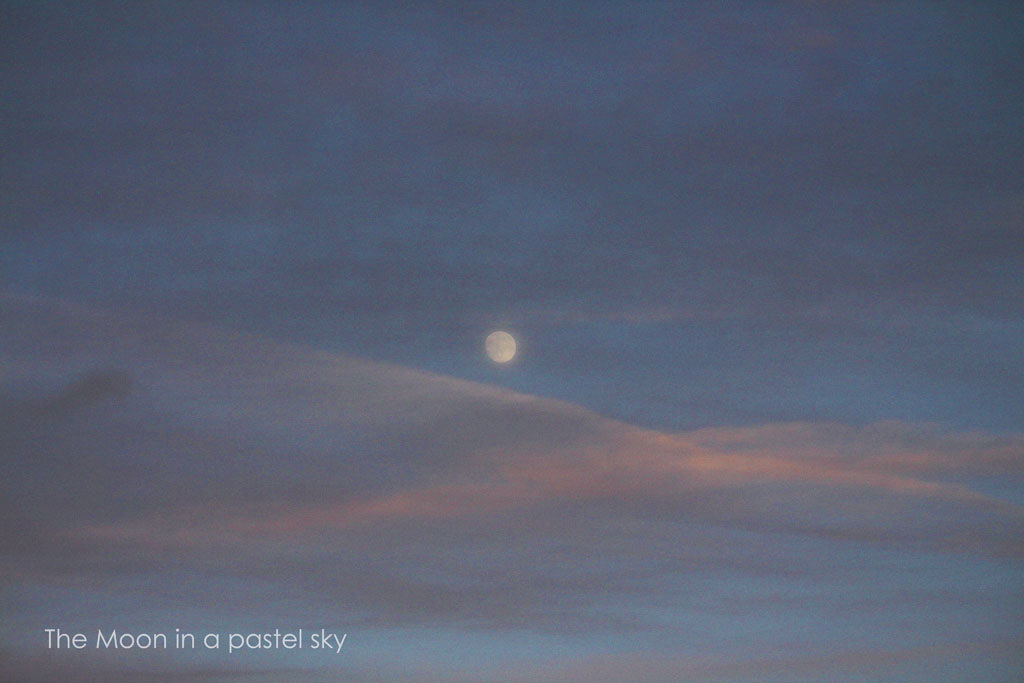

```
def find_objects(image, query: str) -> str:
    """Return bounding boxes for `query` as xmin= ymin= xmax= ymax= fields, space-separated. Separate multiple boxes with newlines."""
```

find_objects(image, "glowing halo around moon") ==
xmin=485 ymin=330 xmax=517 ymax=363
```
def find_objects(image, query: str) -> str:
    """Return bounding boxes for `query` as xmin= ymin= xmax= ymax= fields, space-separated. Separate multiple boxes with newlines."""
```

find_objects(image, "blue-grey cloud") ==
xmin=2 ymin=2 xmax=1023 ymax=679
xmin=2 ymin=1 xmax=1021 ymax=434
xmin=2 ymin=294 xmax=1021 ymax=683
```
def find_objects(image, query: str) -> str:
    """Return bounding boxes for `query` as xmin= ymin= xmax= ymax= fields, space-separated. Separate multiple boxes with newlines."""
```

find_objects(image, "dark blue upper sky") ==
xmin=2 ymin=0 xmax=1022 ymax=432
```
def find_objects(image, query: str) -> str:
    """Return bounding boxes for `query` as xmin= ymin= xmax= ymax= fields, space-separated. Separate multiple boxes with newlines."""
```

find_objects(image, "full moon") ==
xmin=485 ymin=330 xmax=517 ymax=363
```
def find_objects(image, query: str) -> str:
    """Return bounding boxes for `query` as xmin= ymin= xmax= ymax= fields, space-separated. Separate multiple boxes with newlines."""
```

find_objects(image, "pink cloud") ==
xmin=74 ymin=418 xmax=1023 ymax=555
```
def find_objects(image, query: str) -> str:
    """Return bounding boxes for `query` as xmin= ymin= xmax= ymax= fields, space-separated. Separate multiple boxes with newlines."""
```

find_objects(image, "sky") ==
xmin=1 ymin=1 xmax=1023 ymax=681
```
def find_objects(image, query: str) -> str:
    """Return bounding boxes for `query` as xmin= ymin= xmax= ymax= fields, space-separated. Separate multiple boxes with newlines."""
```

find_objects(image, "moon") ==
xmin=485 ymin=331 xmax=517 ymax=363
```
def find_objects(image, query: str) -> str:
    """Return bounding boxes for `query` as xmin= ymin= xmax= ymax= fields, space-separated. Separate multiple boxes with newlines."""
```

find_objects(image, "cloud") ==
xmin=4 ymin=292 xmax=1021 ymax=568
xmin=3 ymin=2 xmax=1022 ymax=677
xmin=3 ymin=293 xmax=1022 ymax=680
xmin=24 ymin=369 xmax=134 ymax=417
xmin=525 ymin=636 xmax=1024 ymax=683
xmin=0 ymin=649 xmax=372 ymax=683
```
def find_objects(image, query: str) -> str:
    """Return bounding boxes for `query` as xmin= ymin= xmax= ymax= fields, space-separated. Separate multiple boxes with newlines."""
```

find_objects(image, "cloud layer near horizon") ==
xmin=2 ymin=293 xmax=1022 ymax=680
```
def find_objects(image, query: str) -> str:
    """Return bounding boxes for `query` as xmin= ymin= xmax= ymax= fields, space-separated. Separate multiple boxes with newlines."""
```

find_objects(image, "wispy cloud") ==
xmin=3 ymin=293 xmax=1023 ymax=680
xmin=5 ymin=292 xmax=1021 ymax=564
